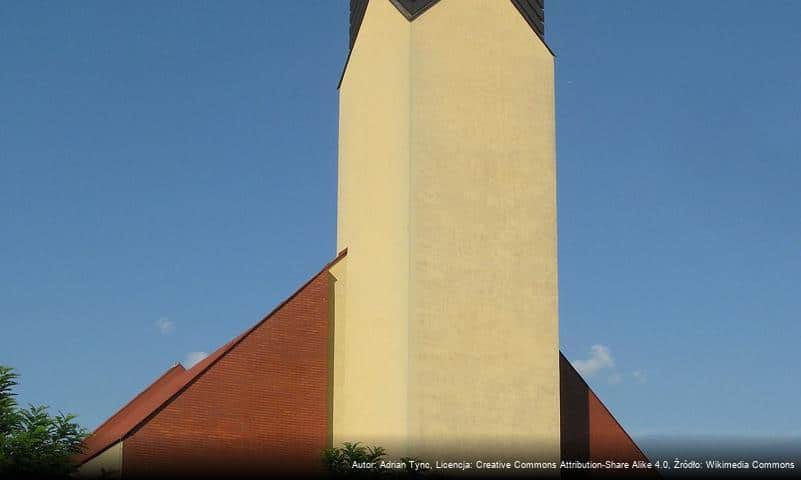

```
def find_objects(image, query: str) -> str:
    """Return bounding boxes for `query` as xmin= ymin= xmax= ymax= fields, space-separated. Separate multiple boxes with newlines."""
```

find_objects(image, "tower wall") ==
xmin=408 ymin=0 xmax=559 ymax=459
xmin=335 ymin=0 xmax=412 ymax=452
xmin=336 ymin=0 xmax=559 ymax=460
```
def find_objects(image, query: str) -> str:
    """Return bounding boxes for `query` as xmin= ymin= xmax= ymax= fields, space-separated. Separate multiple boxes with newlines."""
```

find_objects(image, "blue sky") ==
xmin=1 ymin=0 xmax=799 ymax=455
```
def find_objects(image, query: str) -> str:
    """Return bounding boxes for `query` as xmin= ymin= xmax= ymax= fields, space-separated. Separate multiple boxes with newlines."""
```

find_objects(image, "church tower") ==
xmin=76 ymin=4 xmax=655 ymax=475
xmin=331 ymin=0 xmax=559 ymax=460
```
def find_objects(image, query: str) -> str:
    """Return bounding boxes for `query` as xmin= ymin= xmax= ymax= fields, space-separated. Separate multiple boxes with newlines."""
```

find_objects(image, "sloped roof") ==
xmin=559 ymin=352 xmax=652 ymax=463
xmin=80 ymin=247 xmax=646 ymax=467
xmin=76 ymin=363 xmax=188 ymax=465
xmin=78 ymin=249 xmax=347 ymax=465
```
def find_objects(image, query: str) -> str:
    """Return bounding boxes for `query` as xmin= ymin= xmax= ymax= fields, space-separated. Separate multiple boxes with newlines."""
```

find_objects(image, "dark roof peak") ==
xmin=349 ymin=0 xmax=545 ymax=49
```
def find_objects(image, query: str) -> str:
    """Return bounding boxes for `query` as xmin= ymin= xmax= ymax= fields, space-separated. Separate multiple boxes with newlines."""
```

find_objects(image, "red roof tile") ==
xmin=78 ymin=249 xmax=347 ymax=465
xmin=76 ymin=363 xmax=189 ymax=464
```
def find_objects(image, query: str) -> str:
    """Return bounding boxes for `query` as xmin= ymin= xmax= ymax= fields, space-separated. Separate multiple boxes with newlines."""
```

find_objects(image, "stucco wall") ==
xmin=78 ymin=441 xmax=123 ymax=479
xmin=336 ymin=0 xmax=560 ymax=461
xmin=335 ymin=0 xmax=412 ymax=454
xmin=408 ymin=0 xmax=560 ymax=459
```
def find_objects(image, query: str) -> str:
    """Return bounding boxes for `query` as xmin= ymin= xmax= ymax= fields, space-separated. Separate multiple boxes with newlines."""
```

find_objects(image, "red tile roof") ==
xmin=77 ymin=249 xmax=347 ymax=466
xmin=76 ymin=363 xmax=189 ymax=464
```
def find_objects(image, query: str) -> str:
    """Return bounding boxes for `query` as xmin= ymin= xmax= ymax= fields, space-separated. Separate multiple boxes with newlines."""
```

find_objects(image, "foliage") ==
xmin=322 ymin=442 xmax=430 ymax=478
xmin=322 ymin=441 xmax=388 ymax=476
xmin=0 ymin=365 xmax=88 ymax=477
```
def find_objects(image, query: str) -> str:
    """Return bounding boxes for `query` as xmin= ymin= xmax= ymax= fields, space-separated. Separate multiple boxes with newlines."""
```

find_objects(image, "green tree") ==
xmin=0 ymin=365 xmax=88 ymax=477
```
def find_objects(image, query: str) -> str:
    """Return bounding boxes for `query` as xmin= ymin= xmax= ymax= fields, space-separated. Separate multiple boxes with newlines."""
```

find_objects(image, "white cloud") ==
xmin=632 ymin=370 xmax=647 ymax=383
xmin=572 ymin=344 xmax=615 ymax=377
xmin=155 ymin=317 xmax=175 ymax=335
xmin=184 ymin=351 xmax=209 ymax=368
xmin=608 ymin=372 xmax=623 ymax=385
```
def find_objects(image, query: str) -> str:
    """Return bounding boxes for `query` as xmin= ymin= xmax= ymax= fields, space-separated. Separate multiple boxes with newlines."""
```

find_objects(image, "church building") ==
xmin=77 ymin=1 xmax=652 ymax=476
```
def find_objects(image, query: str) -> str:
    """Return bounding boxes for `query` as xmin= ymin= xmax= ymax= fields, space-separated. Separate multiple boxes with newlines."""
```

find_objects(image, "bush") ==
xmin=322 ymin=442 xmax=388 ymax=476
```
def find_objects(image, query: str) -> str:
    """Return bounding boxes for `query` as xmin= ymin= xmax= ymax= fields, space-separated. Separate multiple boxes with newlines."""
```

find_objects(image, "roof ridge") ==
xmin=79 ymin=249 xmax=348 ymax=466
xmin=89 ymin=364 xmax=186 ymax=436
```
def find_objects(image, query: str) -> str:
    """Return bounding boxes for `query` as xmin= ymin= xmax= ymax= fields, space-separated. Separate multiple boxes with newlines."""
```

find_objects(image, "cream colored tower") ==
xmin=332 ymin=0 xmax=559 ymax=461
